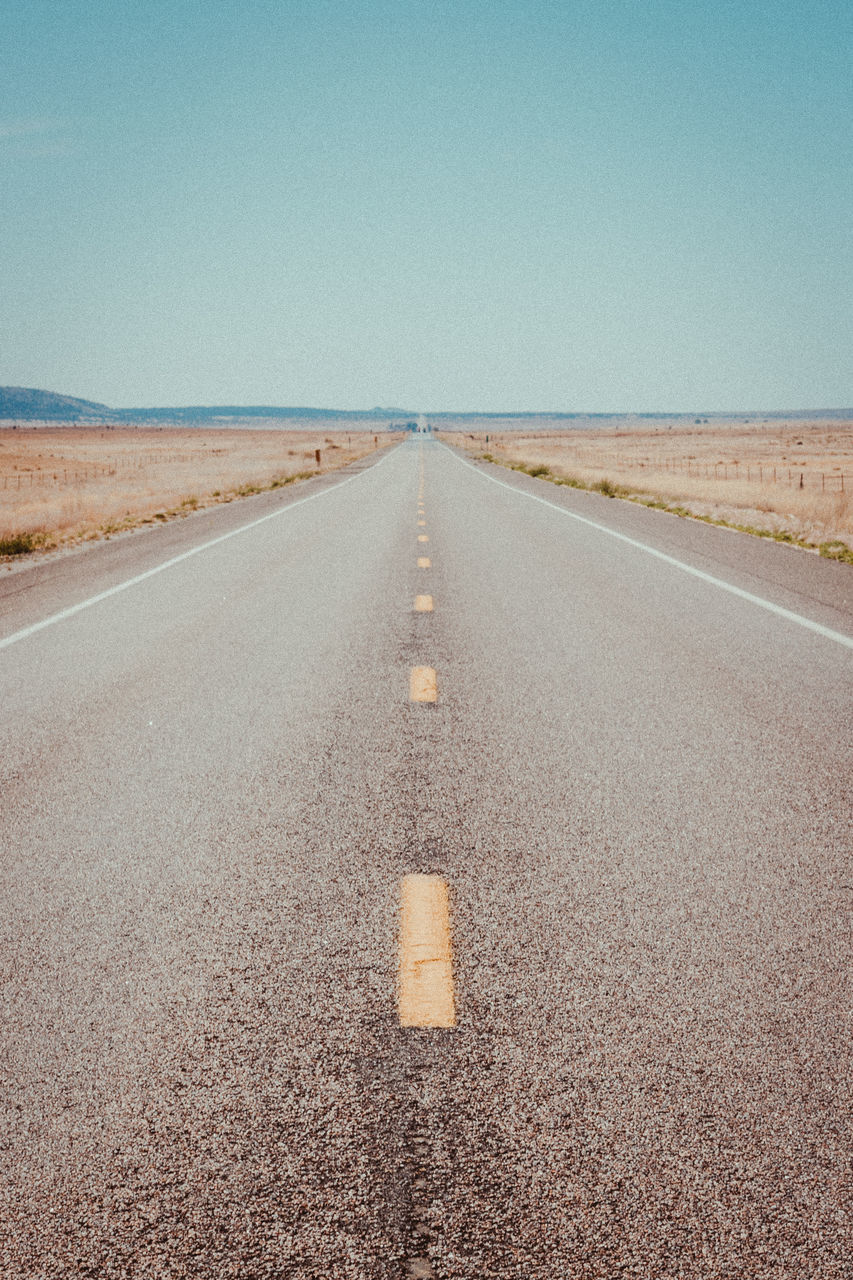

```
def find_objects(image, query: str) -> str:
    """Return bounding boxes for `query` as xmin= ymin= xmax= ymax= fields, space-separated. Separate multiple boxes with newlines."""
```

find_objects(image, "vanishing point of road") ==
xmin=1 ymin=436 xmax=851 ymax=1278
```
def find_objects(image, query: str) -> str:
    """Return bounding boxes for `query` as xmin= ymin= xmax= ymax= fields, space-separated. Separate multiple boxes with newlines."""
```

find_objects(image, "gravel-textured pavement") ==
xmin=1 ymin=437 xmax=850 ymax=1278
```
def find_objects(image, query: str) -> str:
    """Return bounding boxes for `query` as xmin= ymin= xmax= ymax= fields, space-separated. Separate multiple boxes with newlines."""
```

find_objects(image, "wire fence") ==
xmin=609 ymin=455 xmax=848 ymax=491
xmin=0 ymin=450 xmax=325 ymax=490
xmin=483 ymin=441 xmax=849 ymax=493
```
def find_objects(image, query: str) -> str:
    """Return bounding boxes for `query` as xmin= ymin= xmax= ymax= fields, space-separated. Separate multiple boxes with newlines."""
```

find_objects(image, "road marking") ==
xmin=406 ymin=1257 xmax=436 ymax=1279
xmin=447 ymin=446 xmax=853 ymax=652
xmin=418 ymin=534 xmax=429 ymax=543
xmin=417 ymin=557 xmax=431 ymax=568
xmin=0 ymin=446 xmax=398 ymax=653
xmin=410 ymin=666 xmax=437 ymax=701
xmin=398 ymin=875 xmax=456 ymax=1028
xmin=418 ymin=519 xmax=426 ymax=527
xmin=414 ymin=595 xmax=433 ymax=611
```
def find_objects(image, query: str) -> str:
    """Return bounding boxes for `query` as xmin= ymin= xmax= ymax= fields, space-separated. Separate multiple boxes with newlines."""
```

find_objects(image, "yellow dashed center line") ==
xmin=417 ymin=557 xmax=431 ymax=568
xmin=409 ymin=666 xmax=437 ymax=702
xmin=417 ymin=519 xmax=426 ymax=527
xmin=398 ymin=875 xmax=456 ymax=1028
xmin=414 ymin=595 xmax=433 ymax=612
xmin=418 ymin=534 xmax=429 ymax=543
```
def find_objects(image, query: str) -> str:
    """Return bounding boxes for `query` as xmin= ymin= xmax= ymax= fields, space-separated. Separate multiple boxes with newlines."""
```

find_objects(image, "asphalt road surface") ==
xmin=1 ymin=436 xmax=851 ymax=1279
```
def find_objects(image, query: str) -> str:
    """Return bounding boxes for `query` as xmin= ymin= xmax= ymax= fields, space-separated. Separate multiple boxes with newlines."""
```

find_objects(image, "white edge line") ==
xmin=0 ymin=446 xmax=398 ymax=652
xmin=444 ymin=443 xmax=853 ymax=652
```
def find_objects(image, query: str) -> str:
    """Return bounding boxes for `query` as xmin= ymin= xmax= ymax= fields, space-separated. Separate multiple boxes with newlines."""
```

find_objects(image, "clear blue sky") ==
xmin=2 ymin=0 xmax=851 ymax=412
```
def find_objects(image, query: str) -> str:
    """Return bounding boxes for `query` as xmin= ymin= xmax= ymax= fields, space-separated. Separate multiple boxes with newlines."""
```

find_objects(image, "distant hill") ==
xmin=0 ymin=386 xmax=113 ymax=420
xmin=118 ymin=404 xmax=413 ymax=422
xmin=1 ymin=386 xmax=850 ymax=426
xmin=0 ymin=387 xmax=414 ymax=423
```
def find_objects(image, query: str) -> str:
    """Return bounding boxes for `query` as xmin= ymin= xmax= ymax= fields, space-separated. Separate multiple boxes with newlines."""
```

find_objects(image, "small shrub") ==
xmin=0 ymin=531 xmax=45 ymax=556
xmin=526 ymin=464 xmax=551 ymax=478
xmin=819 ymin=539 xmax=853 ymax=564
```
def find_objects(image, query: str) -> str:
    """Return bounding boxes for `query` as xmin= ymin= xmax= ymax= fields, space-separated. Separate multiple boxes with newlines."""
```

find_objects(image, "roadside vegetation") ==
xmin=454 ymin=422 xmax=853 ymax=563
xmin=0 ymin=426 xmax=392 ymax=561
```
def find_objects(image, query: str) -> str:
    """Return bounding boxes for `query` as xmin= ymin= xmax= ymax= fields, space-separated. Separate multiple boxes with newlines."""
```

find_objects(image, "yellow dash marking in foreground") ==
xmin=409 ymin=666 xmax=437 ymax=702
xmin=417 ymin=519 xmax=426 ymax=527
xmin=417 ymin=557 xmax=431 ymax=568
xmin=418 ymin=534 xmax=429 ymax=543
xmin=414 ymin=595 xmax=433 ymax=612
xmin=398 ymin=875 xmax=456 ymax=1027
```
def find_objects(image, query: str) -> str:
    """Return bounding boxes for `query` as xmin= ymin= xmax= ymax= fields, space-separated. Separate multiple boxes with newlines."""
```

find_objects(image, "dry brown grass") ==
xmin=445 ymin=420 xmax=853 ymax=558
xmin=0 ymin=425 xmax=392 ymax=556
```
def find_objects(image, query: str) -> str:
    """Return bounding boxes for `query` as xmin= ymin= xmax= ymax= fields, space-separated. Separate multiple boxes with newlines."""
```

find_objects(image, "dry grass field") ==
xmin=0 ymin=426 xmax=392 ymax=558
xmin=446 ymin=420 xmax=853 ymax=561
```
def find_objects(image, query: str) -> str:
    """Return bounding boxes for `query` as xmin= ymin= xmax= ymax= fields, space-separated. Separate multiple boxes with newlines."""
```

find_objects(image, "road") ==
xmin=1 ymin=436 xmax=851 ymax=1278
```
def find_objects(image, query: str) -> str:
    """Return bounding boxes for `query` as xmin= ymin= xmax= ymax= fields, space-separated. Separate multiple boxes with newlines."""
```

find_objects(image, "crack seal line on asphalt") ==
xmin=0 ymin=445 xmax=400 ymax=653
xmin=446 ymin=445 xmax=853 ymax=652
